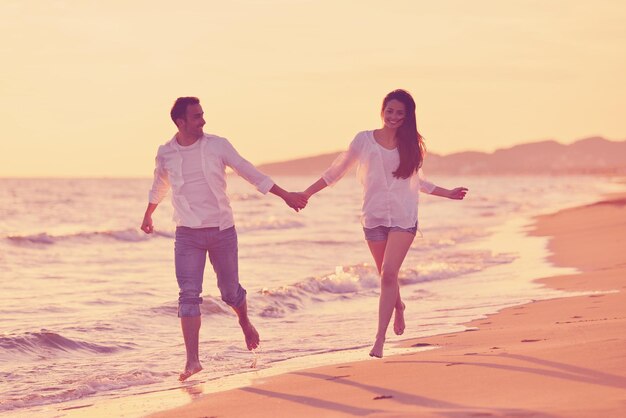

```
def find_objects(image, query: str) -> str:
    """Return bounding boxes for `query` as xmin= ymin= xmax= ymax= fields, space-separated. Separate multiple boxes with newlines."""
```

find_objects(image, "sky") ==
xmin=1 ymin=0 xmax=625 ymax=177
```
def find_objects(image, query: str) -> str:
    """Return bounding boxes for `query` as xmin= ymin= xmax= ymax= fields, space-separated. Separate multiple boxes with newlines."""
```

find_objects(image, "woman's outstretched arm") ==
xmin=429 ymin=186 xmax=468 ymax=200
xmin=418 ymin=169 xmax=467 ymax=200
xmin=302 ymin=178 xmax=329 ymax=198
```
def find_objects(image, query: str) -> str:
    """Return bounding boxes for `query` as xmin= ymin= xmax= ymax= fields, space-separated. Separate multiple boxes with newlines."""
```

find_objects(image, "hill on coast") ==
xmin=257 ymin=136 xmax=626 ymax=175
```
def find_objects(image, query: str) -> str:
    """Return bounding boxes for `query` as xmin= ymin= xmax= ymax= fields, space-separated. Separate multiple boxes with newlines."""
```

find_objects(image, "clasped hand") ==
xmin=283 ymin=192 xmax=309 ymax=212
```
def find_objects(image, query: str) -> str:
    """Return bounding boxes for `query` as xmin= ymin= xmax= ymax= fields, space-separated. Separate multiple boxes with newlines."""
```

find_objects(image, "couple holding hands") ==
xmin=141 ymin=90 xmax=467 ymax=382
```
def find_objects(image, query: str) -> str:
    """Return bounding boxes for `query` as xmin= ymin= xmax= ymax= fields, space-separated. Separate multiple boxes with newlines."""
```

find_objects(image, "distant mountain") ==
xmin=257 ymin=137 xmax=626 ymax=175
xmin=256 ymin=153 xmax=340 ymax=176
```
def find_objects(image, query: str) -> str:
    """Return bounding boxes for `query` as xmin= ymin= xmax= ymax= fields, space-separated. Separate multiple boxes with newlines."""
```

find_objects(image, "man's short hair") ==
xmin=170 ymin=97 xmax=200 ymax=126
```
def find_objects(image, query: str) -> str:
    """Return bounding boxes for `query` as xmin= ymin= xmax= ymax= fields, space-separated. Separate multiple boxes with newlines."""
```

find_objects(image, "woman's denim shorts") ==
xmin=363 ymin=223 xmax=418 ymax=242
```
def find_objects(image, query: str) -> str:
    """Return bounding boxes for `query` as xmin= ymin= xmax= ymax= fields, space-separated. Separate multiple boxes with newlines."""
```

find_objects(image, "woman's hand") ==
xmin=448 ymin=187 xmax=468 ymax=200
xmin=283 ymin=192 xmax=309 ymax=212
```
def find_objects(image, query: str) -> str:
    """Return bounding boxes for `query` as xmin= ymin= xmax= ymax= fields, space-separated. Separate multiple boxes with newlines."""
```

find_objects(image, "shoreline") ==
xmin=142 ymin=194 xmax=626 ymax=417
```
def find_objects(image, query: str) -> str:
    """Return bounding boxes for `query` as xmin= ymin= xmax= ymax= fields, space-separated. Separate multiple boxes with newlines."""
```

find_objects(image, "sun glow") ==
xmin=1 ymin=1 xmax=625 ymax=177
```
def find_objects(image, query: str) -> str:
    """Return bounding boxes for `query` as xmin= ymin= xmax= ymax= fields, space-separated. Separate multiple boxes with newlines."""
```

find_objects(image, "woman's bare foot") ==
xmin=179 ymin=361 xmax=203 ymax=382
xmin=369 ymin=336 xmax=385 ymax=358
xmin=240 ymin=320 xmax=260 ymax=350
xmin=393 ymin=302 xmax=406 ymax=335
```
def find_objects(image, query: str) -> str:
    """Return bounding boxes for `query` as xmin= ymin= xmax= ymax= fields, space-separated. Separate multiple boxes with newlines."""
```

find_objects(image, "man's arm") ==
xmin=220 ymin=139 xmax=307 ymax=211
xmin=142 ymin=149 xmax=171 ymax=234
xmin=221 ymin=139 xmax=275 ymax=194
xmin=141 ymin=203 xmax=159 ymax=234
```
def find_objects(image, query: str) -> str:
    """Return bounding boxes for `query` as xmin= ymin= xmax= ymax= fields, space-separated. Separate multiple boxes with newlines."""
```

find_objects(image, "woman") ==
xmin=302 ymin=89 xmax=468 ymax=358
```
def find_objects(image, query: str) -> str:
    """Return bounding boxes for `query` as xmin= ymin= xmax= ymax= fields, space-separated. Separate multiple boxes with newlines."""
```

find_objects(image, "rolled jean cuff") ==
xmin=221 ymin=286 xmax=247 ymax=308
xmin=178 ymin=296 xmax=203 ymax=317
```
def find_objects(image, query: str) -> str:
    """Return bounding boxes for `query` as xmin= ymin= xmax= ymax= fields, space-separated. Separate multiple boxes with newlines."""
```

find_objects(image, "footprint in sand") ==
xmin=411 ymin=343 xmax=432 ymax=348
xmin=325 ymin=375 xmax=350 ymax=381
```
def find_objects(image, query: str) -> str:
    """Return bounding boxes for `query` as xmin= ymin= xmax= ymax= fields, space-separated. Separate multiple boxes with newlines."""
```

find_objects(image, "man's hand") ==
xmin=141 ymin=214 xmax=154 ymax=234
xmin=448 ymin=187 xmax=468 ymax=200
xmin=269 ymin=185 xmax=308 ymax=212
xmin=283 ymin=192 xmax=308 ymax=212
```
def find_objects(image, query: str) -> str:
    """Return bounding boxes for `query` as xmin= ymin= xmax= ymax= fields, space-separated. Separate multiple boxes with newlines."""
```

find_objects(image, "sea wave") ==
xmin=0 ymin=368 xmax=167 ymax=412
xmin=139 ymin=264 xmax=383 ymax=320
xmin=5 ymin=229 xmax=174 ymax=246
xmin=236 ymin=218 xmax=306 ymax=233
xmin=419 ymin=227 xmax=490 ymax=249
xmin=0 ymin=331 xmax=133 ymax=359
xmin=149 ymin=296 xmax=231 ymax=317
xmin=251 ymin=251 xmax=516 ymax=318
xmin=5 ymin=219 xmax=304 ymax=246
xmin=229 ymin=192 xmax=263 ymax=201
xmin=254 ymin=264 xmax=380 ymax=317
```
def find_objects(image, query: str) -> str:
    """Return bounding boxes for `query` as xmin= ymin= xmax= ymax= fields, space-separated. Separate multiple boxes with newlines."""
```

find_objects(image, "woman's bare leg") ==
xmin=366 ymin=239 xmax=386 ymax=275
xmin=367 ymin=240 xmax=408 ymax=338
xmin=368 ymin=231 xmax=414 ymax=358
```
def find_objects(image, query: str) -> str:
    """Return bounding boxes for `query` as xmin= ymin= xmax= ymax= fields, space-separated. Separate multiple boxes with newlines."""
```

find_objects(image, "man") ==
xmin=141 ymin=97 xmax=307 ymax=381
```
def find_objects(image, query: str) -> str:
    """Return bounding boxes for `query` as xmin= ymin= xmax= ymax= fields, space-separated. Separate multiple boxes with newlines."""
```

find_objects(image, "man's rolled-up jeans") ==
xmin=174 ymin=226 xmax=246 ymax=317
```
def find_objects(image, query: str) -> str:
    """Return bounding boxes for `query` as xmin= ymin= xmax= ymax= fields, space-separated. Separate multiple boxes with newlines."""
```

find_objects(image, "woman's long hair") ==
xmin=382 ymin=89 xmax=425 ymax=179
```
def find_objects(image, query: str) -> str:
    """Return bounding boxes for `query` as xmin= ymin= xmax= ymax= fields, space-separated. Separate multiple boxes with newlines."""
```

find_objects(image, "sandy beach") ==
xmin=145 ymin=194 xmax=626 ymax=418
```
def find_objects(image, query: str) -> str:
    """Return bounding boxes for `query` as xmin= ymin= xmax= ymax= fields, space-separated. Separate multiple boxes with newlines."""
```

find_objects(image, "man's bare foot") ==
xmin=179 ymin=361 xmax=203 ymax=382
xmin=369 ymin=336 xmax=385 ymax=358
xmin=240 ymin=320 xmax=260 ymax=350
xmin=393 ymin=302 xmax=406 ymax=335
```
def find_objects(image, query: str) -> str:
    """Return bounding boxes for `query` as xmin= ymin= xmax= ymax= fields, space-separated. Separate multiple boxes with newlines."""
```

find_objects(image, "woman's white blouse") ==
xmin=322 ymin=130 xmax=436 ymax=229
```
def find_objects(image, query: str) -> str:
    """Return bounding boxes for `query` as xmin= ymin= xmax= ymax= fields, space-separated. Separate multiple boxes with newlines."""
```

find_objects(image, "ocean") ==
xmin=0 ymin=174 xmax=621 ymax=417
